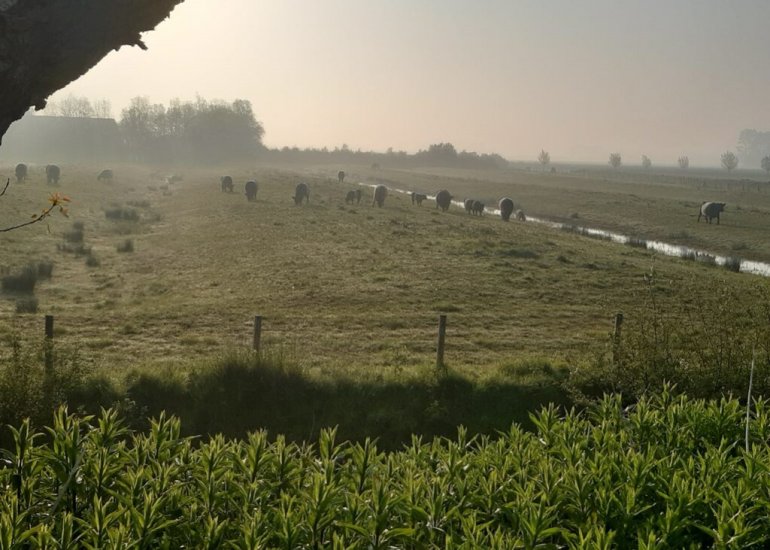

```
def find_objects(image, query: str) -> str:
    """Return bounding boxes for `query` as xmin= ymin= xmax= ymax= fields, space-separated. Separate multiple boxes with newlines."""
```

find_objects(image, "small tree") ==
xmin=678 ymin=156 xmax=689 ymax=170
xmin=538 ymin=149 xmax=550 ymax=171
xmin=761 ymin=155 xmax=770 ymax=175
xmin=721 ymin=151 xmax=738 ymax=173
xmin=609 ymin=153 xmax=622 ymax=170
xmin=641 ymin=155 xmax=652 ymax=169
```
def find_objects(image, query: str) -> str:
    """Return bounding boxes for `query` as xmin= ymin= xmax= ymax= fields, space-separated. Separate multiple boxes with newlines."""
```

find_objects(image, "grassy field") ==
xmin=0 ymin=161 xmax=769 ymax=379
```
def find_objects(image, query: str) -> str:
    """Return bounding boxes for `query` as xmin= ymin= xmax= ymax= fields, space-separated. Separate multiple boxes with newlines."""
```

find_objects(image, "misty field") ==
xmin=1 ymin=162 xmax=768 ymax=378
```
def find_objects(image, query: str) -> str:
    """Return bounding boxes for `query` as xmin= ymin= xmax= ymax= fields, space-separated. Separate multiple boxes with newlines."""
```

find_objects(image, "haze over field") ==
xmin=28 ymin=0 xmax=770 ymax=164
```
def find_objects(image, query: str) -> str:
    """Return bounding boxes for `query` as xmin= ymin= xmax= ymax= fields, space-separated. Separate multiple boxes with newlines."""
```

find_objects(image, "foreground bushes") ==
xmin=2 ymin=391 xmax=770 ymax=547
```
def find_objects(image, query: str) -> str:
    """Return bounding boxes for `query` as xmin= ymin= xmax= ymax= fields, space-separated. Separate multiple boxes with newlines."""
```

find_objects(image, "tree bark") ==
xmin=0 ymin=0 xmax=185 ymax=145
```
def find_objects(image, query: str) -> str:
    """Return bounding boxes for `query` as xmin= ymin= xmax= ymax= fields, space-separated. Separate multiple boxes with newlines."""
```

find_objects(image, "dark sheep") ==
xmin=97 ymin=169 xmax=114 ymax=182
xmin=245 ymin=180 xmax=258 ymax=201
xmin=435 ymin=189 xmax=452 ymax=212
xmin=221 ymin=176 xmax=233 ymax=192
xmin=698 ymin=202 xmax=725 ymax=224
xmin=499 ymin=198 xmax=514 ymax=221
xmin=15 ymin=163 xmax=27 ymax=183
xmin=294 ymin=182 xmax=310 ymax=205
xmin=514 ymin=209 xmax=526 ymax=222
xmin=345 ymin=190 xmax=356 ymax=204
xmin=464 ymin=199 xmax=474 ymax=214
xmin=355 ymin=189 xmax=362 ymax=204
xmin=46 ymin=164 xmax=60 ymax=185
xmin=338 ymin=170 xmax=346 ymax=183
xmin=411 ymin=192 xmax=427 ymax=206
xmin=373 ymin=184 xmax=388 ymax=208
xmin=472 ymin=201 xmax=485 ymax=216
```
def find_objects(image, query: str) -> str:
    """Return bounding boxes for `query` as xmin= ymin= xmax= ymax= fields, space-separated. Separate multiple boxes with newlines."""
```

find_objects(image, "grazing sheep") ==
xmin=338 ymin=170 xmax=346 ymax=183
xmin=97 ymin=169 xmax=114 ymax=182
xmin=46 ymin=164 xmax=60 ymax=185
xmin=411 ymin=192 xmax=427 ymax=206
xmin=372 ymin=184 xmax=388 ymax=207
xmin=698 ymin=202 xmax=726 ymax=224
xmin=245 ymin=180 xmax=258 ymax=201
xmin=435 ymin=189 xmax=452 ymax=212
xmin=472 ymin=201 xmax=485 ymax=216
xmin=354 ymin=189 xmax=362 ymax=204
xmin=499 ymin=198 xmax=514 ymax=221
xmin=294 ymin=182 xmax=310 ymax=205
xmin=167 ymin=174 xmax=183 ymax=184
xmin=345 ymin=190 xmax=356 ymax=204
xmin=464 ymin=199 xmax=474 ymax=214
xmin=221 ymin=176 xmax=234 ymax=192
xmin=514 ymin=209 xmax=526 ymax=222
xmin=15 ymin=163 xmax=27 ymax=183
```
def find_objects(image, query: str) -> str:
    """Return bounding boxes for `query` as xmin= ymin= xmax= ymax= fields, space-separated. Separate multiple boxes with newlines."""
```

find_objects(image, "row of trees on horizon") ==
xmin=35 ymin=95 xmax=770 ymax=173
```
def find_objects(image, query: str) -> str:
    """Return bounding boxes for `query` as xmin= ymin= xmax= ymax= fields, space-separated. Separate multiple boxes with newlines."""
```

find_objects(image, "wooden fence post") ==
xmin=253 ymin=315 xmax=262 ymax=352
xmin=44 ymin=314 xmax=54 ymax=371
xmin=612 ymin=312 xmax=623 ymax=363
xmin=436 ymin=314 xmax=447 ymax=371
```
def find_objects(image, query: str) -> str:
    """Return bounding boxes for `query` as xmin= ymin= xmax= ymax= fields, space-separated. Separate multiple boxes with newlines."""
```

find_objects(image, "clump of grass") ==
xmin=117 ymin=239 xmax=134 ymax=253
xmin=723 ymin=256 xmax=742 ymax=272
xmin=85 ymin=253 xmax=101 ymax=267
xmin=62 ymin=223 xmax=84 ymax=243
xmin=15 ymin=296 xmax=38 ymax=314
xmin=57 ymin=243 xmax=92 ymax=256
xmin=36 ymin=260 xmax=54 ymax=279
xmin=498 ymin=248 xmax=539 ymax=259
xmin=127 ymin=200 xmax=151 ymax=208
xmin=105 ymin=207 xmax=139 ymax=222
xmin=1 ymin=265 xmax=37 ymax=293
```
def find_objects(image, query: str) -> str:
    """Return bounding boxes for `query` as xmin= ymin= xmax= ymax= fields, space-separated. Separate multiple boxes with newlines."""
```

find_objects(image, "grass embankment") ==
xmin=3 ymin=390 xmax=770 ymax=547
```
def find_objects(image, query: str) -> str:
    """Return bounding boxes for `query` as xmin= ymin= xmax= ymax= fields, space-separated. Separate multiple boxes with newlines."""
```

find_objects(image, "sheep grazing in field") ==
xmin=221 ymin=175 xmax=234 ymax=192
xmin=435 ymin=189 xmax=452 ymax=212
xmin=514 ymin=209 xmax=526 ymax=222
xmin=345 ymin=190 xmax=356 ymax=204
xmin=499 ymin=198 xmax=514 ymax=221
xmin=464 ymin=199 xmax=474 ymax=213
xmin=97 ymin=169 xmax=114 ymax=182
xmin=166 ymin=174 xmax=183 ymax=184
xmin=338 ymin=170 xmax=346 ymax=183
xmin=372 ymin=184 xmax=388 ymax=207
xmin=46 ymin=164 xmax=60 ymax=185
xmin=245 ymin=180 xmax=258 ymax=201
xmin=294 ymin=182 xmax=310 ymax=205
xmin=472 ymin=201 xmax=485 ymax=216
xmin=698 ymin=202 xmax=726 ymax=224
xmin=411 ymin=192 xmax=427 ymax=206
xmin=15 ymin=163 xmax=27 ymax=183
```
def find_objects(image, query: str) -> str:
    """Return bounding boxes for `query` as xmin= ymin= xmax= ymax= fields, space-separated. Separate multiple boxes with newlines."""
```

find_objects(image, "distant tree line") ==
xmin=119 ymin=96 xmax=265 ymax=164
xmin=267 ymin=141 xmax=509 ymax=170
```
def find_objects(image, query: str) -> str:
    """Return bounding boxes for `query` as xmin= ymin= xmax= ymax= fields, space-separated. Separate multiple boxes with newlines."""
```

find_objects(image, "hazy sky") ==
xmin=44 ymin=0 xmax=770 ymax=165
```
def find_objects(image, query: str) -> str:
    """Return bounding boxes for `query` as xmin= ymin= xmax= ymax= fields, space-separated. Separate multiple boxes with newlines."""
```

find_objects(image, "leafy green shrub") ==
xmin=3 ymin=390 xmax=770 ymax=547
